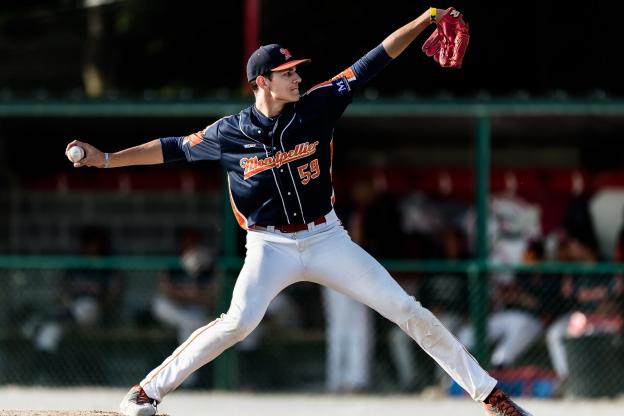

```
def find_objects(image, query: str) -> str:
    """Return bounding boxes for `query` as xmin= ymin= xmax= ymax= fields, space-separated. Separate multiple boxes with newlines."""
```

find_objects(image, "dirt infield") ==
xmin=0 ymin=413 xmax=126 ymax=416
xmin=0 ymin=413 xmax=170 ymax=416
xmin=0 ymin=387 xmax=623 ymax=416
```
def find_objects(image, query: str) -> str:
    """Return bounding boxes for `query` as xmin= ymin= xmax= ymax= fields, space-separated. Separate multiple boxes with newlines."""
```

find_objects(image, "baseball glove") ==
xmin=422 ymin=7 xmax=470 ymax=69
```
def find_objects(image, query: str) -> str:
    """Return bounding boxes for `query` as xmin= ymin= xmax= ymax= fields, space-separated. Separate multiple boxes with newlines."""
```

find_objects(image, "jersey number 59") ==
xmin=297 ymin=159 xmax=320 ymax=185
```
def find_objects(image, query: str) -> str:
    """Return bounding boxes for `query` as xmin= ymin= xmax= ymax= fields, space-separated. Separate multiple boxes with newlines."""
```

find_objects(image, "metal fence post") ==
xmin=471 ymin=113 xmax=491 ymax=366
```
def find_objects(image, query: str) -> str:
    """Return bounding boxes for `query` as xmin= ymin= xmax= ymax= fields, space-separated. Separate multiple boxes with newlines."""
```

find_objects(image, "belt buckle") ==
xmin=307 ymin=215 xmax=325 ymax=231
xmin=256 ymin=214 xmax=326 ymax=234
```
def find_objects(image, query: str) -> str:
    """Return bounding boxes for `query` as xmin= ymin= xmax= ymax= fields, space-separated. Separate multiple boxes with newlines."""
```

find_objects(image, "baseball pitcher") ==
xmin=66 ymin=6 xmax=531 ymax=416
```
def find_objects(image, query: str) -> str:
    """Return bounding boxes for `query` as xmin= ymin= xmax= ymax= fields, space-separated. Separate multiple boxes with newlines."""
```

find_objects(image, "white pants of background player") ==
xmin=545 ymin=313 xmax=573 ymax=379
xmin=458 ymin=310 xmax=542 ymax=367
xmin=322 ymin=287 xmax=372 ymax=392
xmin=139 ymin=210 xmax=497 ymax=403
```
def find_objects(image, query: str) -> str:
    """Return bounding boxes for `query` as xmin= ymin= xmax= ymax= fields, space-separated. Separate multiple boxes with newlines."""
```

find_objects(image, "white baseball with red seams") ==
xmin=66 ymin=145 xmax=85 ymax=162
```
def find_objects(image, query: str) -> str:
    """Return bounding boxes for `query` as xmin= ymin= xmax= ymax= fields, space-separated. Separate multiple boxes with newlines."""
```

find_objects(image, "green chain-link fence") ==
xmin=0 ymin=260 xmax=178 ymax=387
xmin=0 ymin=258 xmax=622 ymax=397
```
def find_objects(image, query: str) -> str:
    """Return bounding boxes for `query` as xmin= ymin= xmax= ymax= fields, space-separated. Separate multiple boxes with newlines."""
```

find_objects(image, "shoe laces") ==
xmin=488 ymin=390 xmax=523 ymax=416
xmin=496 ymin=401 xmax=521 ymax=416
xmin=135 ymin=386 xmax=153 ymax=405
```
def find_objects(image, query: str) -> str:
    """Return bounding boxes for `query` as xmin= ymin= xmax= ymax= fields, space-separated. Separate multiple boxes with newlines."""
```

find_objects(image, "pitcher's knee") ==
xmin=389 ymin=295 xmax=421 ymax=324
xmin=226 ymin=313 xmax=260 ymax=342
xmin=398 ymin=302 xmax=449 ymax=349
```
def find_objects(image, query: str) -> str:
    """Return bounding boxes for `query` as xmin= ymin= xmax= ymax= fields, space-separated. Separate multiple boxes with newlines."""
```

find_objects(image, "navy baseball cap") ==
xmin=246 ymin=44 xmax=311 ymax=82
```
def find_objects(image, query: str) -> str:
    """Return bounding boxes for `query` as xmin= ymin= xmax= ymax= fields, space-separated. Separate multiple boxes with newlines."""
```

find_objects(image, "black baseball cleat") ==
xmin=482 ymin=387 xmax=533 ymax=416
xmin=119 ymin=384 xmax=157 ymax=416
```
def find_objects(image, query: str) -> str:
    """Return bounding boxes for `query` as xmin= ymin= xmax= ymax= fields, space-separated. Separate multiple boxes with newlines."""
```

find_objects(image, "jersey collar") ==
xmin=239 ymin=104 xmax=295 ymax=143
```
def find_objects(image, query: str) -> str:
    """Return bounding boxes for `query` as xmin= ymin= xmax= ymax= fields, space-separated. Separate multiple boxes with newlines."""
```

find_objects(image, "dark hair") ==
xmin=526 ymin=238 xmax=545 ymax=259
xmin=250 ymin=71 xmax=273 ymax=92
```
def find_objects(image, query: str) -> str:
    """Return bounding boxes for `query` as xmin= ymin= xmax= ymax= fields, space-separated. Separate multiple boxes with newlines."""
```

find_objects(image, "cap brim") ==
xmin=271 ymin=59 xmax=311 ymax=72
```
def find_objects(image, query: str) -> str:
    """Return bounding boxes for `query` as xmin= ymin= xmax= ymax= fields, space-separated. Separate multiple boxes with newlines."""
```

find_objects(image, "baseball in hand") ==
xmin=67 ymin=145 xmax=85 ymax=163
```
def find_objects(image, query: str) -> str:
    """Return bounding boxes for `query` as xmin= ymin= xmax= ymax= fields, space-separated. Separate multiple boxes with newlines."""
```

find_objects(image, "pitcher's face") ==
xmin=266 ymin=67 xmax=302 ymax=103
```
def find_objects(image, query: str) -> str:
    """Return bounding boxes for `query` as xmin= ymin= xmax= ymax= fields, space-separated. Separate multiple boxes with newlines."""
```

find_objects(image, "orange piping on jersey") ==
xmin=305 ymin=80 xmax=332 ymax=95
xmin=227 ymin=175 xmax=249 ymax=230
xmin=183 ymin=117 xmax=227 ymax=148
xmin=333 ymin=67 xmax=356 ymax=81
xmin=182 ymin=131 xmax=204 ymax=147
xmin=305 ymin=66 xmax=357 ymax=95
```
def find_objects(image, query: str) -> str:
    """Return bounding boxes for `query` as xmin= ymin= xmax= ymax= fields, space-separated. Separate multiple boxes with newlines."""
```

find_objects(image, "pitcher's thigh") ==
xmin=308 ymin=236 xmax=417 ymax=323
xmin=228 ymin=238 xmax=302 ymax=326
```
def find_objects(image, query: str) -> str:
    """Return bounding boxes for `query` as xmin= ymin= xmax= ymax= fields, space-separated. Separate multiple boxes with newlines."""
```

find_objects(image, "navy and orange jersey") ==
xmin=161 ymin=44 xmax=392 ymax=229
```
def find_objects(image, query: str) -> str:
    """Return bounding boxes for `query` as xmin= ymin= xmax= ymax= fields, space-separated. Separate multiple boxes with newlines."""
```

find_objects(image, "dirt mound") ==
xmin=0 ymin=413 xmax=169 ymax=416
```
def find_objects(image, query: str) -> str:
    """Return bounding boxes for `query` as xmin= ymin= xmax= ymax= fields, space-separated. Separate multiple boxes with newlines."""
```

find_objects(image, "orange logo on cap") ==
xmin=279 ymin=48 xmax=292 ymax=60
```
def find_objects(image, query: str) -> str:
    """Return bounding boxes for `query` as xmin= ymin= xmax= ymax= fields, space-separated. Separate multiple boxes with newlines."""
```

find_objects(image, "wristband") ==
xmin=103 ymin=152 xmax=110 ymax=168
xmin=429 ymin=7 xmax=437 ymax=24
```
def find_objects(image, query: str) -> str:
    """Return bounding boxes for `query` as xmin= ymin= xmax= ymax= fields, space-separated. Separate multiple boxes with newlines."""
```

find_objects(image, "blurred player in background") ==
xmin=152 ymin=228 xmax=216 ymax=345
xmin=150 ymin=228 xmax=217 ymax=388
xmin=67 ymin=6 xmax=532 ymax=416
xmin=546 ymin=224 xmax=623 ymax=386
xmin=22 ymin=225 xmax=124 ymax=383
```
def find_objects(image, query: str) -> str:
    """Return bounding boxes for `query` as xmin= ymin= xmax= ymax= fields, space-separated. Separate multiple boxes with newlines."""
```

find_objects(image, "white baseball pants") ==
xmin=458 ymin=310 xmax=543 ymax=367
xmin=140 ymin=210 xmax=497 ymax=403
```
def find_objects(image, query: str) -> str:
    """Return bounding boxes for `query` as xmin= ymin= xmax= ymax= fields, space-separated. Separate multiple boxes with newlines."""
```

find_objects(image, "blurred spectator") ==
xmin=612 ymin=216 xmax=624 ymax=306
xmin=388 ymin=224 xmax=469 ymax=391
xmin=457 ymin=256 xmax=543 ymax=370
xmin=545 ymin=195 xmax=623 ymax=383
xmin=399 ymin=191 xmax=463 ymax=260
xmin=21 ymin=225 xmax=123 ymax=382
xmin=610 ymin=221 xmax=624 ymax=327
xmin=152 ymin=228 xmax=217 ymax=345
xmin=515 ymin=239 xmax=565 ymax=328
xmin=458 ymin=193 xmax=544 ymax=369
xmin=470 ymin=193 xmax=542 ymax=284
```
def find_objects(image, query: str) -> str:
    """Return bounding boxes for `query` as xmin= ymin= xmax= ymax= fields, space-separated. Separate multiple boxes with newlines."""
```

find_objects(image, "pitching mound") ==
xmin=0 ymin=413 xmax=169 ymax=416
